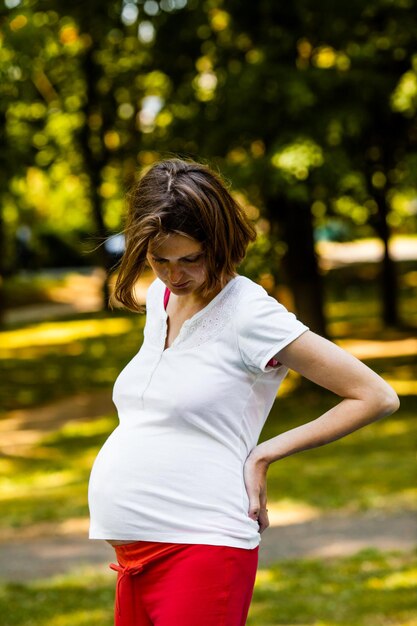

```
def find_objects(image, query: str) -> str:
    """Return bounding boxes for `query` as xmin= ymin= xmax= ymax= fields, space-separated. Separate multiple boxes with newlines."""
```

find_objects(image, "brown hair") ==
xmin=112 ymin=157 xmax=257 ymax=312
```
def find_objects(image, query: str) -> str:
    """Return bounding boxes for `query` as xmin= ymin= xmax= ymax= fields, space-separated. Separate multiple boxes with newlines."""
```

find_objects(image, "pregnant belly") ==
xmin=88 ymin=426 xmax=249 ymax=536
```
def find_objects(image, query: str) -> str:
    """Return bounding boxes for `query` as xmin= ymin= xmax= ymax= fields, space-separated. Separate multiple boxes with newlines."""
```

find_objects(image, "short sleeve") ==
xmin=236 ymin=287 xmax=309 ymax=374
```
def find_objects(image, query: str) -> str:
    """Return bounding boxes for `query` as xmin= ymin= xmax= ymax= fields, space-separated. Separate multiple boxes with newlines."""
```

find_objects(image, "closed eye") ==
xmin=152 ymin=254 xmax=204 ymax=264
xmin=183 ymin=257 xmax=201 ymax=263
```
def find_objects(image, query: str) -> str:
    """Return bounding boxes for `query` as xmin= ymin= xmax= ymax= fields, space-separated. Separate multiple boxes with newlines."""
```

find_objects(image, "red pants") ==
xmin=110 ymin=540 xmax=259 ymax=626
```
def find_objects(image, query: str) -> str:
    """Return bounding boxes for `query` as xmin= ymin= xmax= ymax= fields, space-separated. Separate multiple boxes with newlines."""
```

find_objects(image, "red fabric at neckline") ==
xmin=163 ymin=286 xmax=171 ymax=311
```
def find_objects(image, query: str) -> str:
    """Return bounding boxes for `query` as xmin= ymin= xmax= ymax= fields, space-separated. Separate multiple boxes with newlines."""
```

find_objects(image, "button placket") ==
xmin=139 ymin=351 xmax=164 ymax=408
xmin=140 ymin=277 xmax=242 ymax=406
xmin=138 ymin=318 xmax=172 ymax=407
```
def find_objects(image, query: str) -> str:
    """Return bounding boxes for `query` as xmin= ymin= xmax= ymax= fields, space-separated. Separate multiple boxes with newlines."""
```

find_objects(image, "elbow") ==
xmin=357 ymin=381 xmax=400 ymax=421
xmin=374 ymin=384 xmax=400 ymax=418
xmin=384 ymin=390 xmax=400 ymax=416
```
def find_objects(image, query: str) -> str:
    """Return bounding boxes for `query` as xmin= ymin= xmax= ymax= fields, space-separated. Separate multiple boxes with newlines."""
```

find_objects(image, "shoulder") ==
xmin=235 ymin=274 xmax=268 ymax=299
xmin=233 ymin=275 xmax=309 ymax=373
xmin=234 ymin=274 xmax=309 ymax=343
xmin=235 ymin=275 xmax=290 ymax=319
xmin=145 ymin=276 xmax=164 ymax=308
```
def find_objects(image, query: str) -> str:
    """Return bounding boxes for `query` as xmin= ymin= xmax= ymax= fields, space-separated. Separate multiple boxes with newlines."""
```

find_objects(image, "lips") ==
xmin=171 ymin=281 xmax=189 ymax=288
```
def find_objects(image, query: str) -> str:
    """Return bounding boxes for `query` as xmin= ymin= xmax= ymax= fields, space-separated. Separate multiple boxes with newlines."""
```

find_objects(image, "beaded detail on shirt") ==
xmin=176 ymin=279 xmax=245 ymax=349
xmin=147 ymin=277 xmax=245 ymax=350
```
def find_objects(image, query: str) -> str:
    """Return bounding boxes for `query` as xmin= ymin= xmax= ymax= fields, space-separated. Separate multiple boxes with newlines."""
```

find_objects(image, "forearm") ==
xmin=251 ymin=394 xmax=399 ymax=467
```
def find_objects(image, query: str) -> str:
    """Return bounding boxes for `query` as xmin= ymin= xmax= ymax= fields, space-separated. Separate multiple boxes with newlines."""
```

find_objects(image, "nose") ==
xmin=167 ymin=264 xmax=184 ymax=284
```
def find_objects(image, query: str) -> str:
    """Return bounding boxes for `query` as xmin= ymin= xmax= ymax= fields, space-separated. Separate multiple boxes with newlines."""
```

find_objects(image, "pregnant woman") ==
xmin=88 ymin=157 xmax=399 ymax=626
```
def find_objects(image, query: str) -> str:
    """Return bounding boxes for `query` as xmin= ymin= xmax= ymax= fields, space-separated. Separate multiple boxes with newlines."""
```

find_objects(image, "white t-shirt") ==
xmin=88 ymin=274 xmax=309 ymax=549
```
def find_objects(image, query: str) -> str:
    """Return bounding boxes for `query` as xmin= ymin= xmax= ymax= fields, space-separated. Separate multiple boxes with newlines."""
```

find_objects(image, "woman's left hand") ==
xmin=243 ymin=452 xmax=270 ymax=534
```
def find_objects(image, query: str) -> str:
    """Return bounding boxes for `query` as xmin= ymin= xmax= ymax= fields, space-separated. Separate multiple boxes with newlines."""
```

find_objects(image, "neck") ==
xmin=168 ymin=274 xmax=236 ymax=310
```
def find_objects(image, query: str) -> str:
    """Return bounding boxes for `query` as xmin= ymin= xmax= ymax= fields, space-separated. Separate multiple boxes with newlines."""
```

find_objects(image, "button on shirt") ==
xmin=88 ymin=274 xmax=309 ymax=549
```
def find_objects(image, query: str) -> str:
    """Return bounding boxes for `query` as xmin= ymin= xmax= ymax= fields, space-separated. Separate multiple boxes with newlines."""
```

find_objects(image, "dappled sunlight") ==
xmin=327 ymin=319 xmax=380 ymax=337
xmin=47 ymin=272 xmax=105 ymax=309
xmin=0 ymin=483 xmax=89 ymax=527
xmin=254 ymin=568 xmax=287 ymax=592
xmin=0 ymin=571 xmax=115 ymax=626
xmin=247 ymin=550 xmax=417 ymax=625
xmin=271 ymin=138 xmax=323 ymax=181
xmin=255 ymin=569 xmax=273 ymax=585
xmin=44 ymin=608 xmax=110 ymax=626
xmin=367 ymin=489 xmax=417 ymax=511
xmin=0 ymin=416 xmax=116 ymax=497
xmin=326 ymin=299 xmax=380 ymax=318
xmin=275 ymin=370 xmax=304 ymax=397
xmin=317 ymin=237 xmax=417 ymax=267
xmin=335 ymin=337 xmax=417 ymax=394
xmin=1 ymin=553 xmax=415 ymax=626
xmin=0 ymin=407 xmax=116 ymax=455
xmin=52 ymin=516 xmax=90 ymax=536
xmin=366 ymin=568 xmax=417 ymax=590
xmin=0 ymin=317 xmax=135 ymax=353
xmin=1 ymin=516 xmax=91 ymax=543
xmin=0 ymin=406 xmax=117 ymax=530
xmin=352 ymin=416 xmax=416 ymax=439
xmin=384 ymin=379 xmax=417 ymax=395
xmin=0 ymin=470 xmax=79 ymax=498
xmin=339 ymin=337 xmax=417 ymax=360
xmin=42 ymin=416 xmax=117 ymax=444
xmin=263 ymin=396 xmax=416 ymax=513
xmin=266 ymin=500 xmax=321 ymax=527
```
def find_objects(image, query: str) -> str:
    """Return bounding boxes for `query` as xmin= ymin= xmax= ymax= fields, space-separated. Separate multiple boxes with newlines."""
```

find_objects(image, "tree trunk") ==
xmin=373 ymin=189 xmax=399 ymax=327
xmin=0 ymin=109 xmax=8 ymax=326
xmin=272 ymin=196 xmax=327 ymax=337
xmin=78 ymin=24 xmax=112 ymax=309
xmin=0 ymin=209 xmax=5 ymax=327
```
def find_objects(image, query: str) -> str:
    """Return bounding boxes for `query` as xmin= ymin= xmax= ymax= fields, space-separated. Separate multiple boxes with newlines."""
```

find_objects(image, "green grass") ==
xmin=248 ymin=548 xmax=417 ymax=626
xmin=0 ymin=568 xmax=114 ymax=626
xmin=1 ymin=549 xmax=416 ymax=625
xmin=322 ymin=257 xmax=417 ymax=334
xmin=262 ymin=392 xmax=416 ymax=514
xmin=0 ymin=415 xmax=117 ymax=529
xmin=0 ymin=311 xmax=144 ymax=411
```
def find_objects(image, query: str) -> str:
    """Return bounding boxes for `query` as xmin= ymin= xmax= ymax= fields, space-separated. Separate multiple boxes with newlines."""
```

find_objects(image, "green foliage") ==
xmin=2 ymin=0 xmax=417 ymax=276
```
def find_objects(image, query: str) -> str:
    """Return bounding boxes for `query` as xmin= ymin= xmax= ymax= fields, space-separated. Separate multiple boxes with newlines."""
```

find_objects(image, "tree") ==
xmin=142 ymin=0 xmax=417 ymax=331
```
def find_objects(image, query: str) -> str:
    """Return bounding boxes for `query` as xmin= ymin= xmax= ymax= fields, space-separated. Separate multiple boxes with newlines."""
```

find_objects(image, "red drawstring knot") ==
xmin=109 ymin=562 xmax=145 ymax=617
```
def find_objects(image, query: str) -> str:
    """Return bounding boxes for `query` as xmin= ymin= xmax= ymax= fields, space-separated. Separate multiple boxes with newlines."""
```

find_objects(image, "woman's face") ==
xmin=146 ymin=233 xmax=207 ymax=295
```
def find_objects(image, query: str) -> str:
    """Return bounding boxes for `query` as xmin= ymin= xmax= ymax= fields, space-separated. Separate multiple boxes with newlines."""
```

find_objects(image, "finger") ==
xmin=257 ymin=509 xmax=270 ymax=534
xmin=248 ymin=497 xmax=261 ymax=520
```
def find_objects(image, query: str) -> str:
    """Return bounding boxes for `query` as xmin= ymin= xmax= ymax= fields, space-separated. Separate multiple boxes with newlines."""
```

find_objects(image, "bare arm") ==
xmin=244 ymin=330 xmax=400 ymax=532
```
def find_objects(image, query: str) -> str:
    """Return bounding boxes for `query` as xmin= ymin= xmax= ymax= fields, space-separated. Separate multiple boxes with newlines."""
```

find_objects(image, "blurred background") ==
xmin=0 ymin=1 xmax=416 ymax=624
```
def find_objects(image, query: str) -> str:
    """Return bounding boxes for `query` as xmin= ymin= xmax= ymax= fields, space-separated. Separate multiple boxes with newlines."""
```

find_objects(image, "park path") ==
xmin=0 ymin=390 xmax=416 ymax=583
xmin=1 ymin=508 xmax=415 ymax=583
